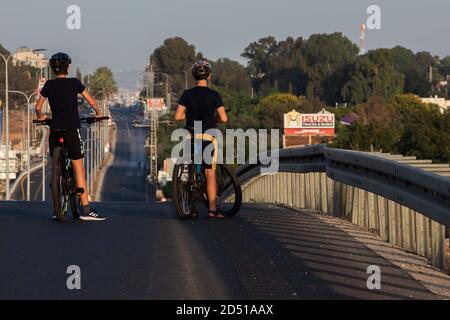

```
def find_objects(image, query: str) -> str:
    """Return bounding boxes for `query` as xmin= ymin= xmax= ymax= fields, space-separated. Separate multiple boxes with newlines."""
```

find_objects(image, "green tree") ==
xmin=341 ymin=49 xmax=404 ymax=104
xmin=211 ymin=58 xmax=251 ymax=96
xmin=87 ymin=67 xmax=118 ymax=99
xmin=150 ymin=37 xmax=203 ymax=99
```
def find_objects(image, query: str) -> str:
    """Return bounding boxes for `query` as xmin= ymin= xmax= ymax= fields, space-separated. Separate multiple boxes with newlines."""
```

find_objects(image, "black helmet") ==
xmin=191 ymin=60 xmax=212 ymax=79
xmin=49 ymin=52 xmax=71 ymax=74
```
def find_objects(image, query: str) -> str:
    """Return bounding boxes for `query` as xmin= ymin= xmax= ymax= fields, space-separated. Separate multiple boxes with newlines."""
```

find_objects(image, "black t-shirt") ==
xmin=178 ymin=86 xmax=224 ymax=131
xmin=40 ymin=77 xmax=86 ymax=129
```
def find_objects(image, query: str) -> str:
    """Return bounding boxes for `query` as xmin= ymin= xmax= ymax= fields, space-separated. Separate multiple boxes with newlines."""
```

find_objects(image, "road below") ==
xmin=100 ymin=107 xmax=151 ymax=202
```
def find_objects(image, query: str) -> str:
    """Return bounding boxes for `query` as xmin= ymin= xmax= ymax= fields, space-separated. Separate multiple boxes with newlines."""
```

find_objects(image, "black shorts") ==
xmin=49 ymin=128 xmax=84 ymax=160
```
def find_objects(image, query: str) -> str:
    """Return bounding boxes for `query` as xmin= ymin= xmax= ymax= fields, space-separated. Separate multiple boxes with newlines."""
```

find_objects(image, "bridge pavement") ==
xmin=0 ymin=201 xmax=448 ymax=300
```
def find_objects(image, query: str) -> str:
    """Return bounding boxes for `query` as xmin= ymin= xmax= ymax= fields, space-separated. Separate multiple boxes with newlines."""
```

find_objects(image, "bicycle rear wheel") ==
xmin=173 ymin=161 xmax=197 ymax=219
xmin=216 ymin=164 xmax=242 ymax=217
xmin=51 ymin=147 xmax=69 ymax=221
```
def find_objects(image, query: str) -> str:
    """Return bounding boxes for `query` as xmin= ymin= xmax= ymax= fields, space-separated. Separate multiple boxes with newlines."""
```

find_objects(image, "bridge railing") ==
xmin=234 ymin=145 xmax=449 ymax=268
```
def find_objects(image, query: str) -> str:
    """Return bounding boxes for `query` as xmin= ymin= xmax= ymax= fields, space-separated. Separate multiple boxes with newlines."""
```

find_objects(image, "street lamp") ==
xmin=8 ymin=90 xmax=38 ymax=201
xmin=0 ymin=52 xmax=13 ymax=200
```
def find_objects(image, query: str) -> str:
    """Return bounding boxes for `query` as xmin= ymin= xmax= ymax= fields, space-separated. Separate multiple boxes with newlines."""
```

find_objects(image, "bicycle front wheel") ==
xmin=173 ymin=161 xmax=197 ymax=219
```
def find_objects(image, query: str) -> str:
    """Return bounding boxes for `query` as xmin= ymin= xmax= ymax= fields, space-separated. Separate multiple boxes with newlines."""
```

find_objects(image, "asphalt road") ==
xmin=100 ymin=108 xmax=150 ymax=202
xmin=0 ymin=201 xmax=445 ymax=300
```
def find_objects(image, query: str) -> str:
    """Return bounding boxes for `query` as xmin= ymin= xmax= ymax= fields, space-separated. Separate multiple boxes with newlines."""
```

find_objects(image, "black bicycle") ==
xmin=172 ymin=156 xmax=242 ymax=220
xmin=33 ymin=116 xmax=109 ymax=221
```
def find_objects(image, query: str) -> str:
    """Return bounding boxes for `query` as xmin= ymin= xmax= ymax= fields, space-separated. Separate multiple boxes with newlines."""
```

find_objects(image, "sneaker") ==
xmin=79 ymin=207 xmax=107 ymax=221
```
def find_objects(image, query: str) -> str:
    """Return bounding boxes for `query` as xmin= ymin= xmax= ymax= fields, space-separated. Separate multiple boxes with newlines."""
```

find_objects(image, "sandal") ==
xmin=216 ymin=211 xmax=225 ymax=220
xmin=208 ymin=210 xmax=225 ymax=220
xmin=208 ymin=210 xmax=217 ymax=220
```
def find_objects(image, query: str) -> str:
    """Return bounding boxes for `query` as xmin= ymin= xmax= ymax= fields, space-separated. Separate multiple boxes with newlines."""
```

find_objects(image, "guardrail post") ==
xmin=368 ymin=192 xmax=377 ymax=230
xmin=300 ymin=173 xmax=306 ymax=209
xmin=292 ymin=173 xmax=298 ymax=208
xmin=313 ymin=172 xmax=320 ymax=211
xmin=320 ymin=173 xmax=327 ymax=213
xmin=344 ymin=185 xmax=353 ymax=220
xmin=410 ymin=210 xmax=417 ymax=253
xmin=401 ymin=207 xmax=413 ymax=252
xmin=305 ymin=173 xmax=311 ymax=209
xmin=282 ymin=172 xmax=288 ymax=205
xmin=377 ymin=196 xmax=389 ymax=242
xmin=416 ymin=212 xmax=427 ymax=257
xmin=276 ymin=173 xmax=282 ymax=204
xmin=431 ymin=221 xmax=445 ymax=268
xmin=326 ymin=176 xmax=334 ymax=214
xmin=286 ymin=173 xmax=292 ymax=206
xmin=388 ymin=201 xmax=399 ymax=247
xmin=332 ymin=181 xmax=341 ymax=217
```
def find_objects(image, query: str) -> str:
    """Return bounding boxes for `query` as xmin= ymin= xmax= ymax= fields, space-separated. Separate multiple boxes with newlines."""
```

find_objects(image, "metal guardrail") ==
xmin=234 ymin=144 xmax=449 ymax=268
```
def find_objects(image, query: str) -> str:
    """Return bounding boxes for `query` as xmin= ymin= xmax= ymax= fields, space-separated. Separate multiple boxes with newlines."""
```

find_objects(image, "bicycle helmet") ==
xmin=49 ymin=52 xmax=72 ymax=74
xmin=191 ymin=60 xmax=212 ymax=79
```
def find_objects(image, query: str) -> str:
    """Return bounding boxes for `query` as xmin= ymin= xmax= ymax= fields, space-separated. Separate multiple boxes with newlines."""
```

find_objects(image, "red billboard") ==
xmin=284 ymin=109 xmax=335 ymax=137
xmin=147 ymin=98 xmax=166 ymax=110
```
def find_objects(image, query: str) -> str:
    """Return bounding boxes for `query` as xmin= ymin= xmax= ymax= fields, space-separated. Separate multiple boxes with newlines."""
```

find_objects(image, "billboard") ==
xmin=147 ymin=98 xmax=166 ymax=110
xmin=284 ymin=109 xmax=335 ymax=136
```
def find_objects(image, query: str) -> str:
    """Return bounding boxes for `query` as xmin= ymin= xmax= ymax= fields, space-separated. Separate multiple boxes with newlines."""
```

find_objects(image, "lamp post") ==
xmin=0 ymin=52 xmax=12 ymax=200
xmin=8 ymin=90 xmax=37 ymax=201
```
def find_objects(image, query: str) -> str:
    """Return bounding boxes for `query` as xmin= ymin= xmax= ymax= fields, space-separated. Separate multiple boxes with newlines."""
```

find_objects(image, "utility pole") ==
xmin=146 ymin=57 xmax=158 ymax=181
xmin=149 ymin=101 xmax=158 ymax=182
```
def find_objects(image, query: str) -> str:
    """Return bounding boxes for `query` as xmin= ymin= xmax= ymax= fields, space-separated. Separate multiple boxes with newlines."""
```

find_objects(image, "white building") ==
xmin=420 ymin=96 xmax=450 ymax=113
xmin=12 ymin=47 xmax=48 ymax=69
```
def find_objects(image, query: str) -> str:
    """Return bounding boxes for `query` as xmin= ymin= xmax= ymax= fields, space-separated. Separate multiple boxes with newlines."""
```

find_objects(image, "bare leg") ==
xmin=205 ymin=168 xmax=217 ymax=211
xmin=72 ymin=159 xmax=89 ymax=206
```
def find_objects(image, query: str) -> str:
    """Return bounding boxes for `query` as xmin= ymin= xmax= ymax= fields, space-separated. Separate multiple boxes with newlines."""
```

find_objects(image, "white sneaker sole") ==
xmin=79 ymin=216 xmax=107 ymax=221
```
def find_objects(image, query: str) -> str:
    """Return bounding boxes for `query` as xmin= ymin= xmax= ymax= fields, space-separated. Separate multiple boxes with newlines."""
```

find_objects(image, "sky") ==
xmin=1 ymin=0 xmax=449 ymax=89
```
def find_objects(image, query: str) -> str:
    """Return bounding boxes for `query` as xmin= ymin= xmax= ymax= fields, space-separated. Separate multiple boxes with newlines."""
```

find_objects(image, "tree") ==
xmin=242 ymin=33 xmax=358 ymax=103
xmin=150 ymin=37 xmax=203 ymax=99
xmin=87 ymin=67 xmax=118 ymax=99
xmin=211 ymin=58 xmax=251 ymax=96
xmin=341 ymin=49 xmax=404 ymax=104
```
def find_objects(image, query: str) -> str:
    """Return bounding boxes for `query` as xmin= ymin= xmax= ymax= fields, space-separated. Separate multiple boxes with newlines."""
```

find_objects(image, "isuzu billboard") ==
xmin=284 ymin=109 xmax=335 ymax=136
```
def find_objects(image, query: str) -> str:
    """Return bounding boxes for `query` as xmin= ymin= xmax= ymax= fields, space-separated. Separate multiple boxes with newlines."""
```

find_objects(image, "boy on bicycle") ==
xmin=35 ymin=52 xmax=106 ymax=221
xmin=175 ymin=60 xmax=228 ymax=219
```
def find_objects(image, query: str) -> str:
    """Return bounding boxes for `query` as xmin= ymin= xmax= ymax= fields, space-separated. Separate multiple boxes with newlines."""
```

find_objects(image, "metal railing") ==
xmin=234 ymin=145 xmax=449 ymax=268
xmin=81 ymin=119 xmax=110 ymax=198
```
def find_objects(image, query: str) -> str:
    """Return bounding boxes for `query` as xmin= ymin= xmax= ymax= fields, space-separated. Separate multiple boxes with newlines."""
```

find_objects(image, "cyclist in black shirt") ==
xmin=35 ymin=52 xmax=106 ymax=221
xmin=175 ymin=60 xmax=228 ymax=219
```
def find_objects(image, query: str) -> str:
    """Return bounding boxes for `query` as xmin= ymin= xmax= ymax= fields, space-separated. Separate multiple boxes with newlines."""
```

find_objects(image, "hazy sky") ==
xmin=1 ymin=0 xmax=449 ymax=89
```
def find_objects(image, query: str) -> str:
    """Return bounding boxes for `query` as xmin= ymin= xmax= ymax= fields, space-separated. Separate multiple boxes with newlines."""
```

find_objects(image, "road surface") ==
xmin=100 ymin=107 xmax=151 ymax=202
xmin=0 ymin=201 xmax=448 ymax=299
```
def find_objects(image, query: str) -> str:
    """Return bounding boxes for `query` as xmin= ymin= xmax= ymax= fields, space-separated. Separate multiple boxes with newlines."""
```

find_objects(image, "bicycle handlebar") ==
xmin=33 ymin=116 xmax=110 ymax=126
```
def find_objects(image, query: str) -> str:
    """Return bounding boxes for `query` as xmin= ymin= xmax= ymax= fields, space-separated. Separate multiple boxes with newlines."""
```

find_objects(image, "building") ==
xmin=12 ymin=47 xmax=48 ymax=69
xmin=420 ymin=96 xmax=450 ymax=113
